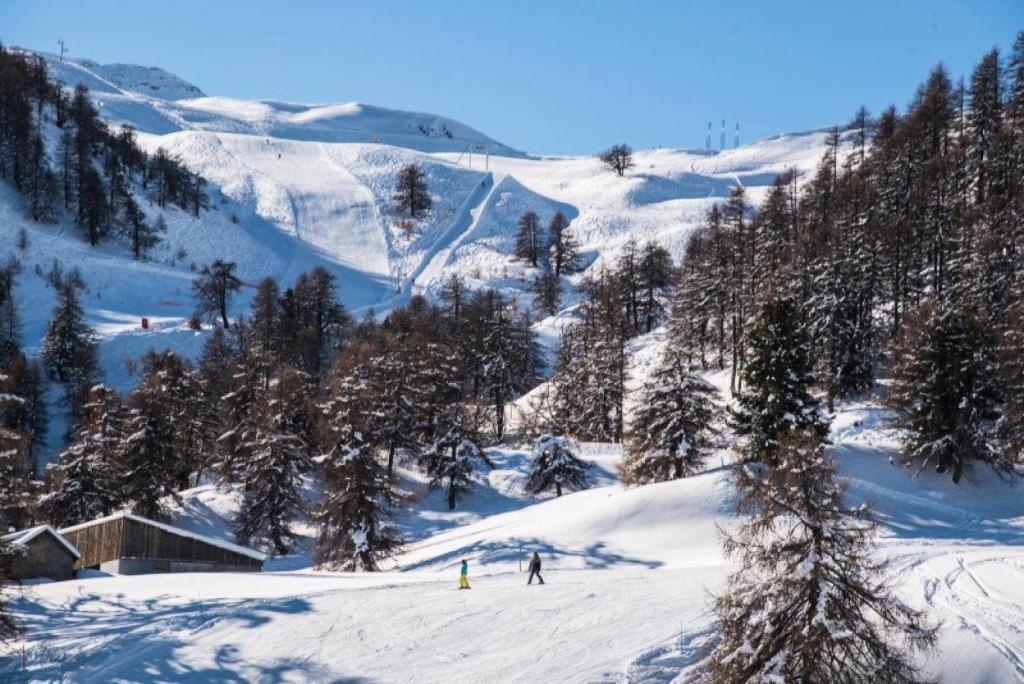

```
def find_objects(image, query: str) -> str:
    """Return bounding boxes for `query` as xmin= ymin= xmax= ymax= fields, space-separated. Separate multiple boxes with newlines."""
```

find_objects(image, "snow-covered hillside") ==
xmin=7 ymin=52 xmax=843 ymax=396
xmin=34 ymin=51 xmax=522 ymax=155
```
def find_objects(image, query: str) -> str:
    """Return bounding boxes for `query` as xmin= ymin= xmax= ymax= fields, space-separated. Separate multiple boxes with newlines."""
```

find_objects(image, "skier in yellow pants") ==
xmin=458 ymin=559 xmax=470 ymax=589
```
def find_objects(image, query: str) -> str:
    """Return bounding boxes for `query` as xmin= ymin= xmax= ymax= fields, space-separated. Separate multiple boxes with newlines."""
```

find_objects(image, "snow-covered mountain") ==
xmin=7 ymin=53 xmax=840 ymax=393
xmin=5 ymin=51 xmax=1024 ymax=684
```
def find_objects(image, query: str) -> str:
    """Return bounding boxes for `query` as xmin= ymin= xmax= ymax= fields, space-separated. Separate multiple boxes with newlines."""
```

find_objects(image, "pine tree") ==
xmin=888 ymin=301 xmax=1004 ymax=483
xmin=217 ymin=335 xmax=272 ymax=481
xmin=422 ymin=419 xmax=491 ymax=510
xmin=119 ymin=365 xmax=184 ymax=518
xmin=547 ymin=211 xmax=580 ymax=276
xmin=525 ymin=434 xmax=590 ymax=497
xmin=235 ymin=368 xmax=311 ymax=556
xmin=730 ymin=299 xmax=829 ymax=466
xmin=314 ymin=365 xmax=402 ymax=570
xmin=706 ymin=431 xmax=937 ymax=682
xmin=515 ymin=210 xmax=543 ymax=267
xmin=637 ymin=240 xmax=674 ymax=333
xmin=0 ymin=260 xmax=22 ymax=368
xmin=622 ymin=349 xmax=717 ymax=484
xmin=998 ymin=291 xmax=1024 ymax=464
xmin=529 ymin=271 xmax=562 ymax=316
xmin=39 ymin=384 xmax=125 ymax=527
xmin=137 ymin=350 xmax=212 ymax=490
xmin=289 ymin=267 xmax=350 ymax=377
xmin=0 ymin=425 xmax=33 ymax=530
xmin=393 ymin=163 xmax=432 ymax=218
xmin=0 ymin=353 xmax=48 ymax=454
xmin=43 ymin=282 xmax=98 ymax=410
xmin=480 ymin=298 xmax=539 ymax=439
xmin=122 ymin=195 xmax=162 ymax=259
xmin=193 ymin=260 xmax=242 ymax=328
xmin=0 ymin=536 xmax=20 ymax=642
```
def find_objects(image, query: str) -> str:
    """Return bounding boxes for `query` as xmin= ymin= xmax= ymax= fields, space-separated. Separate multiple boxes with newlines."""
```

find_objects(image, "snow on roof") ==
xmin=61 ymin=512 xmax=267 ymax=562
xmin=2 ymin=525 xmax=81 ymax=559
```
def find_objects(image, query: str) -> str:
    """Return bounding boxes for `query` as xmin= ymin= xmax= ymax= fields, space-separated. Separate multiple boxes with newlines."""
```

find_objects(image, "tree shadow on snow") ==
xmin=2 ymin=591 xmax=373 ymax=683
xmin=401 ymin=538 xmax=661 ymax=572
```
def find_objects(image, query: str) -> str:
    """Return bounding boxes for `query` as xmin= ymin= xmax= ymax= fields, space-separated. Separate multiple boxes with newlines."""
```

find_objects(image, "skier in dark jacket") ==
xmin=527 ymin=552 xmax=544 ymax=585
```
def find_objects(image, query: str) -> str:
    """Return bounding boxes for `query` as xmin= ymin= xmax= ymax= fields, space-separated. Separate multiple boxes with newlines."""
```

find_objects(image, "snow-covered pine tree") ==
xmin=526 ymin=434 xmax=590 ymax=497
xmin=706 ymin=431 xmax=937 ymax=683
xmin=136 ymin=350 xmax=212 ymax=490
xmin=668 ymin=229 xmax=715 ymax=368
xmin=39 ymin=384 xmax=125 ymax=527
xmin=0 ymin=536 xmax=19 ymax=642
xmin=730 ymin=299 xmax=829 ymax=467
xmin=288 ymin=266 xmax=351 ymax=377
xmin=314 ymin=364 xmax=402 ymax=571
xmin=42 ymin=282 xmax=98 ymax=410
xmin=750 ymin=171 xmax=797 ymax=304
xmin=368 ymin=336 xmax=422 ymax=480
xmin=997 ymin=290 xmax=1024 ymax=463
xmin=637 ymin=240 xmax=674 ymax=333
xmin=723 ymin=185 xmax=753 ymax=394
xmin=119 ymin=369 xmax=183 ymax=519
xmin=216 ymin=334 xmax=273 ymax=482
xmin=422 ymin=420 xmax=491 ymax=510
xmin=801 ymin=137 xmax=880 ymax=412
xmin=480 ymin=295 xmax=540 ymax=439
xmin=0 ymin=353 xmax=48 ymax=456
xmin=235 ymin=367 xmax=311 ymax=556
xmin=0 ymin=426 xmax=33 ymax=531
xmin=621 ymin=349 xmax=717 ymax=484
xmin=419 ymin=339 xmax=491 ymax=509
xmin=888 ymin=300 xmax=1005 ymax=483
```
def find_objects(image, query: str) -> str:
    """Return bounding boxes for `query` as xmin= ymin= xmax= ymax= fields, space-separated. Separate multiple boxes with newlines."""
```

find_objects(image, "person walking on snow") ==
xmin=459 ymin=559 xmax=471 ymax=589
xmin=527 ymin=552 xmax=544 ymax=585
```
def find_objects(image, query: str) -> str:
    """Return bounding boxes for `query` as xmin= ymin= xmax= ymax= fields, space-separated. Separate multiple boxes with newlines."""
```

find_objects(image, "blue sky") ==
xmin=2 ymin=1 xmax=1020 ymax=154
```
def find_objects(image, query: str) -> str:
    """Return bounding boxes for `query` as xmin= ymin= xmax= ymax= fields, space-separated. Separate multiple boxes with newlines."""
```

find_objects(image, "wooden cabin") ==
xmin=61 ymin=512 xmax=265 ymax=574
xmin=1 ymin=525 xmax=80 ymax=581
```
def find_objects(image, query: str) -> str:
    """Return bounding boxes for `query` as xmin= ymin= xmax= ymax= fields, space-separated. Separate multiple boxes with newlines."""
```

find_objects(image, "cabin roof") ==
xmin=61 ymin=512 xmax=267 ymax=561
xmin=2 ymin=525 xmax=81 ymax=559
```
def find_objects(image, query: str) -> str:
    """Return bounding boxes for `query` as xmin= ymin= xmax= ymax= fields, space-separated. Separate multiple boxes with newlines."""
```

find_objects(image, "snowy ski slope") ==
xmin=6 ymin=348 xmax=1024 ymax=682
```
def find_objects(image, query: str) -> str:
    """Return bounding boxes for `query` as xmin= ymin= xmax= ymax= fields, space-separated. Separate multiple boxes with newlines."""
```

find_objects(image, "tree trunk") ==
xmin=556 ymin=482 xmax=562 ymax=497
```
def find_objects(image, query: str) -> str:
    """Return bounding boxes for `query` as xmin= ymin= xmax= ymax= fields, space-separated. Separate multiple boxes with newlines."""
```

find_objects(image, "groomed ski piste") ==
xmin=5 ymin=331 xmax=1024 ymax=682
xmin=2 ymin=54 xmax=1023 ymax=682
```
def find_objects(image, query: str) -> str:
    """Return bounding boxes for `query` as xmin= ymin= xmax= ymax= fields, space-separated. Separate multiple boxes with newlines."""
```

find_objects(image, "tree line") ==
xmin=0 ymin=260 xmax=554 ymax=573
xmin=607 ymin=37 xmax=1024 ymax=682
xmin=0 ymin=45 xmax=206 ymax=258
xmin=669 ymin=35 xmax=1024 ymax=485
